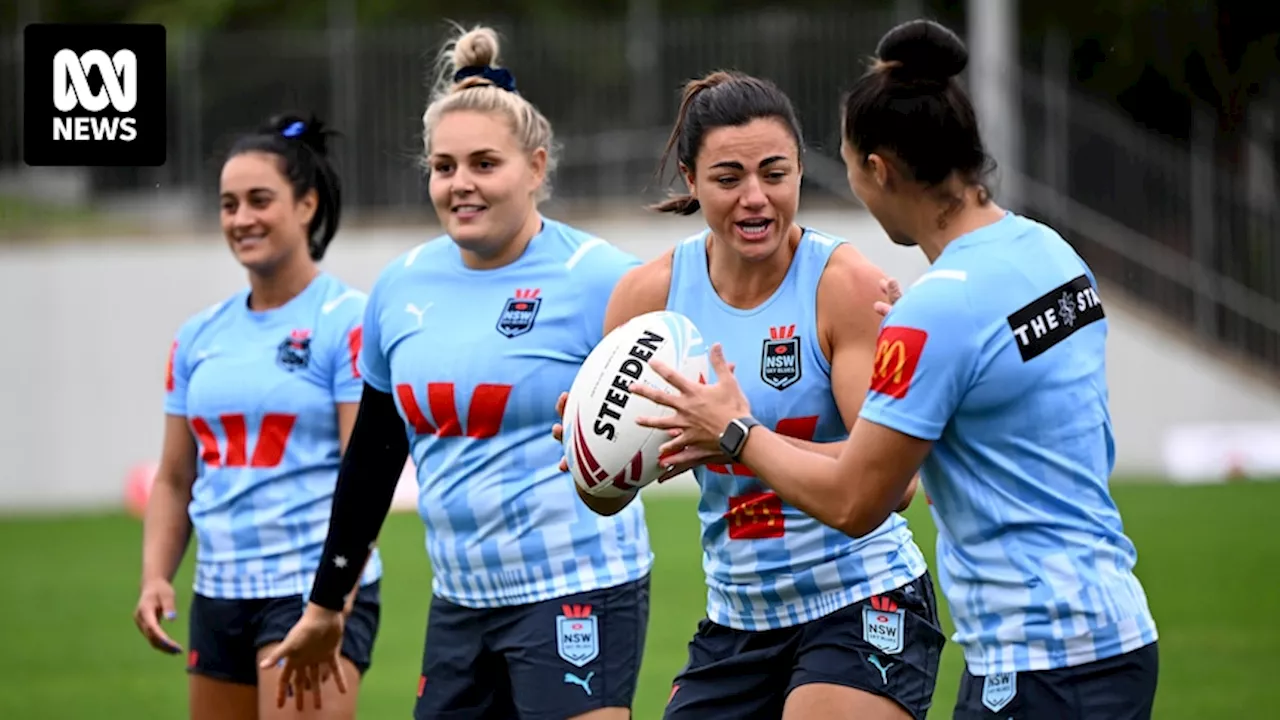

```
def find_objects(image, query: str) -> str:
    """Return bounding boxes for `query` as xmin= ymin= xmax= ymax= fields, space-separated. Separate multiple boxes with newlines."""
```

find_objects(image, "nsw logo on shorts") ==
xmin=862 ymin=595 xmax=905 ymax=655
xmin=982 ymin=672 xmax=1017 ymax=713
xmin=556 ymin=603 xmax=599 ymax=668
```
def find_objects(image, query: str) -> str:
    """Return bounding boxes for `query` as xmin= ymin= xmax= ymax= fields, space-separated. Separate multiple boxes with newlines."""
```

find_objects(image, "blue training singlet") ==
xmin=667 ymin=228 xmax=929 ymax=631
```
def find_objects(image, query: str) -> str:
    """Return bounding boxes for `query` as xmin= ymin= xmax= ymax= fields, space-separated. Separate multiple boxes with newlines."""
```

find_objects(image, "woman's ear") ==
xmin=296 ymin=187 xmax=318 ymax=229
xmin=529 ymin=146 xmax=548 ymax=190
xmin=680 ymin=162 xmax=696 ymax=198
xmin=867 ymin=153 xmax=891 ymax=189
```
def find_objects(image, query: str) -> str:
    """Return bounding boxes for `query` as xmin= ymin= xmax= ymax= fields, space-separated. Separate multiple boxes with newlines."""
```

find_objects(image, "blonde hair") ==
xmin=422 ymin=24 xmax=558 ymax=202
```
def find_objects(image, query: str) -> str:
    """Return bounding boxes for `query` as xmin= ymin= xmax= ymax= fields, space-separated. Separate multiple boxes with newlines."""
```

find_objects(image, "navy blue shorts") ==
xmin=953 ymin=641 xmax=1159 ymax=719
xmin=186 ymin=581 xmax=381 ymax=686
xmin=664 ymin=573 xmax=945 ymax=720
xmin=415 ymin=575 xmax=650 ymax=720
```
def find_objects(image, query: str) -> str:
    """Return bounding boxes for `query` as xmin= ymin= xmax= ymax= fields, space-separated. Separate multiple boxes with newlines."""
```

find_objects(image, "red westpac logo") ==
xmin=561 ymin=603 xmax=593 ymax=618
xmin=870 ymin=595 xmax=899 ymax=617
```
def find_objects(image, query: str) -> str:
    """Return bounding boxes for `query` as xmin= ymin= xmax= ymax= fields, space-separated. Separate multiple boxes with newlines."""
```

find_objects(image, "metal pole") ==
xmin=968 ymin=0 xmax=1020 ymax=209
xmin=1043 ymin=25 xmax=1069 ymax=225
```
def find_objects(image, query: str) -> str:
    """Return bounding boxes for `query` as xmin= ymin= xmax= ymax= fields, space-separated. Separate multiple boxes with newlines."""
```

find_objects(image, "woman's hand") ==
xmin=258 ymin=603 xmax=348 ymax=711
xmin=552 ymin=391 xmax=571 ymax=471
xmin=874 ymin=276 xmax=903 ymax=317
xmin=133 ymin=578 xmax=183 ymax=655
xmin=630 ymin=344 xmax=751 ymax=457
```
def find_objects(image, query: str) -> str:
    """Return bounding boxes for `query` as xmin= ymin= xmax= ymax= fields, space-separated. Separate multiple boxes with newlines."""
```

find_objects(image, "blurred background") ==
xmin=0 ymin=1 xmax=1278 ymax=718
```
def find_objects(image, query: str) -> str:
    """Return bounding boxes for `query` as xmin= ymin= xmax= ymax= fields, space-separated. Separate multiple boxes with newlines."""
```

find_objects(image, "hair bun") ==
xmin=451 ymin=25 xmax=500 ymax=73
xmin=265 ymin=112 xmax=333 ymax=156
xmin=876 ymin=19 xmax=968 ymax=82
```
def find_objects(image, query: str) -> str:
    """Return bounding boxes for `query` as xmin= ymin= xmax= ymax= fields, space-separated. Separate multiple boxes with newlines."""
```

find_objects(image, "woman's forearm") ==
xmin=140 ymin=476 xmax=193 ymax=585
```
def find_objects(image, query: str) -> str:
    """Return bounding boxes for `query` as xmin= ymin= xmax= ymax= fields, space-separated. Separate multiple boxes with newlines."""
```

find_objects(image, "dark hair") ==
xmin=225 ymin=112 xmax=342 ymax=261
xmin=841 ymin=19 xmax=993 ymax=200
xmin=651 ymin=71 xmax=805 ymax=215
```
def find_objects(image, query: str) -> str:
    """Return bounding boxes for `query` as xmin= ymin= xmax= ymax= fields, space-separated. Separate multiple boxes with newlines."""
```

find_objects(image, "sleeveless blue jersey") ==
xmin=165 ymin=273 xmax=383 ymax=600
xmin=358 ymin=218 xmax=653 ymax=608
xmin=666 ymin=228 xmax=929 ymax=631
xmin=859 ymin=212 xmax=1159 ymax=675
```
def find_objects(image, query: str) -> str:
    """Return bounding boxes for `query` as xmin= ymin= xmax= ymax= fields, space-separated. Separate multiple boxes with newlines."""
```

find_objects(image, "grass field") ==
xmin=0 ymin=482 xmax=1277 ymax=718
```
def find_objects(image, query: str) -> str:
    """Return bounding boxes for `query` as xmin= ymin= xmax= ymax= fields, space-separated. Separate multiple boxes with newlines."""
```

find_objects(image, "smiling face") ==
xmin=427 ymin=109 xmax=547 ymax=258
xmin=219 ymin=151 xmax=316 ymax=273
xmin=684 ymin=117 xmax=802 ymax=263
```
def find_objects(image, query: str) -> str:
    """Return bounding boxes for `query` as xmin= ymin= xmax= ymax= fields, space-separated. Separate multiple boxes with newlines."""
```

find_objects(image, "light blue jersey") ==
xmin=358 ymin=218 xmax=652 ymax=608
xmin=667 ymin=229 xmax=929 ymax=631
xmin=860 ymin=212 xmax=1159 ymax=676
xmin=165 ymin=273 xmax=383 ymax=600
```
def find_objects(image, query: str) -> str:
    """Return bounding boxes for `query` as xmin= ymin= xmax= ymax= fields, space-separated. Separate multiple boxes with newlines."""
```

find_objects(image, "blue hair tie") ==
xmin=453 ymin=65 xmax=517 ymax=93
xmin=281 ymin=120 xmax=306 ymax=138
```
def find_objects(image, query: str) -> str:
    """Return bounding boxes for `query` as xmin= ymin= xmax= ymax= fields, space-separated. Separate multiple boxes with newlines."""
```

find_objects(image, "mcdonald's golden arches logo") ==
xmin=869 ymin=326 xmax=927 ymax=399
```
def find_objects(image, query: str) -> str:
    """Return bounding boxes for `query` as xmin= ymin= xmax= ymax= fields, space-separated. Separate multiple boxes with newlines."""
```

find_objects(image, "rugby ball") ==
xmin=564 ymin=311 xmax=708 ymax=498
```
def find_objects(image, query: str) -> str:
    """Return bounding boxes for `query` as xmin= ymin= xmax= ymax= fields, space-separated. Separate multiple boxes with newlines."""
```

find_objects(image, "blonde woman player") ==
xmin=262 ymin=25 xmax=653 ymax=720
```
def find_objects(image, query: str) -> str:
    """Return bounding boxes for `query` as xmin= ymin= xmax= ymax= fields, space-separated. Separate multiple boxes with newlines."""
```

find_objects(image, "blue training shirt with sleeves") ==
xmin=859 ymin=211 xmax=1158 ymax=676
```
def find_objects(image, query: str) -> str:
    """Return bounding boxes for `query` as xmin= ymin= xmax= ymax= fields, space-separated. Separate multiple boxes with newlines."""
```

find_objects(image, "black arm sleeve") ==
xmin=309 ymin=382 xmax=409 ymax=611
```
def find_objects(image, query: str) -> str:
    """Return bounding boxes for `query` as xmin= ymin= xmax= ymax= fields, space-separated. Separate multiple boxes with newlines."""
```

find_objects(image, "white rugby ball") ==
xmin=564 ymin=311 xmax=708 ymax=498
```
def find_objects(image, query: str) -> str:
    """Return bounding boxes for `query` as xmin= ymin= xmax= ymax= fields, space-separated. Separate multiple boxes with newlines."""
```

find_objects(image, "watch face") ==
xmin=720 ymin=421 xmax=744 ymax=456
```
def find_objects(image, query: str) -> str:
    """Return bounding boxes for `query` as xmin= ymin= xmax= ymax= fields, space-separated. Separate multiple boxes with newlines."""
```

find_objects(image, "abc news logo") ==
xmin=53 ymin=49 xmax=139 ymax=142
xmin=24 ymin=24 xmax=166 ymax=167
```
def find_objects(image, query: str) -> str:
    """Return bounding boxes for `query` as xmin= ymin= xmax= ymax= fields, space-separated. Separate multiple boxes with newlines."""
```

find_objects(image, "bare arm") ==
xmin=775 ymin=443 xmax=917 ymax=509
xmin=337 ymin=402 xmax=358 ymax=455
xmin=574 ymin=254 xmax=673 ymax=517
xmin=771 ymin=248 xmax=916 ymax=510
xmin=737 ymin=418 xmax=930 ymax=537
xmin=818 ymin=247 xmax=919 ymax=511
xmin=140 ymin=415 xmax=198 ymax=586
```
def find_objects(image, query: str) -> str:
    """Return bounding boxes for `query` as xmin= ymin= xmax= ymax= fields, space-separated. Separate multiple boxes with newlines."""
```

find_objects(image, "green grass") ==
xmin=0 ymin=483 xmax=1277 ymax=718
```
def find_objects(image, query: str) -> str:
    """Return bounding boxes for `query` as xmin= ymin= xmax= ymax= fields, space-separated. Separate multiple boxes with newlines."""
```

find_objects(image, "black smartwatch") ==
xmin=718 ymin=417 xmax=761 ymax=460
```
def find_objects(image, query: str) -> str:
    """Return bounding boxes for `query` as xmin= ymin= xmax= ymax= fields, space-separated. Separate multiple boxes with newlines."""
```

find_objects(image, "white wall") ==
xmin=2 ymin=210 xmax=1277 ymax=512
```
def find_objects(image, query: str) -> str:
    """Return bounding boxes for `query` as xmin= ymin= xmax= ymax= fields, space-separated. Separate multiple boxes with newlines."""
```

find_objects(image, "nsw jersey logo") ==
xmin=556 ymin=603 xmax=599 ymax=668
xmin=276 ymin=329 xmax=312 ymax=371
xmin=862 ymin=595 xmax=906 ymax=655
xmin=761 ymin=324 xmax=801 ymax=390
xmin=496 ymin=288 xmax=542 ymax=338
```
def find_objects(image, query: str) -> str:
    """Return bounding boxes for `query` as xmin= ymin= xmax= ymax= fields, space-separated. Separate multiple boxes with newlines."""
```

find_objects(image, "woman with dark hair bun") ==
xmin=132 ymin=111 xmax=381 ymax=720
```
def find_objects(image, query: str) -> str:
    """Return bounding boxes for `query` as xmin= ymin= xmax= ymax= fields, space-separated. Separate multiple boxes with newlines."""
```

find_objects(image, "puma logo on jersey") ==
xmin=405 ymin=302 xmax=433 ymax=328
